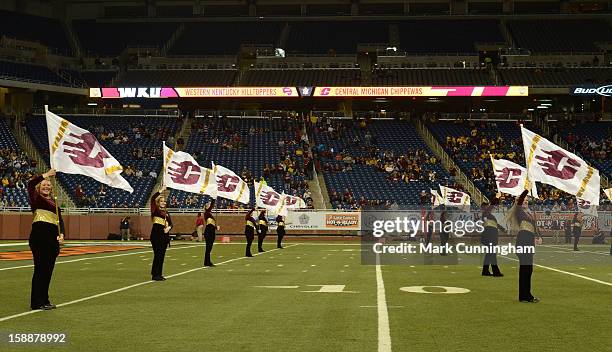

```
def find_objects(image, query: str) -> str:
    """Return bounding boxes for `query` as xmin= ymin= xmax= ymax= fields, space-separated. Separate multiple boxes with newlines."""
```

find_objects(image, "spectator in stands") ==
xmin=75 ymin=184 xmax=84 ymax=205
xmin=98 ymin=185 xmax=106 ymax=200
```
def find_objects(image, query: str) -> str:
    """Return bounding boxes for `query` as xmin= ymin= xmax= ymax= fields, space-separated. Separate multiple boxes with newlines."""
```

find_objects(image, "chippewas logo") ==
xmin=325 ymin=214 xmax=360 ymax=229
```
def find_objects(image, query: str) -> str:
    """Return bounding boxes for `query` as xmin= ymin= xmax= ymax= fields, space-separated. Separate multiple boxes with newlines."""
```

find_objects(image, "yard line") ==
xmin=0 ymin=244 xmax=299 ymax=323
xmin=500 ymin=255 xmax=612 ymax=287
xmin=376 ymin=254 xmax=392 ymax=352
xmin=0 ymin=244 xmax=204 ymax=272
xmin=0 ymin=242 xmax=28 ymax=247
xmin=541 ymin=245 xmax=609 ymax=255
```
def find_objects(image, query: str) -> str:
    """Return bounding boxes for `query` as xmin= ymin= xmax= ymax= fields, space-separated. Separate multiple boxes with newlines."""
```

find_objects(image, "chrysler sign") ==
xmin=571 ymin=85 xmax=612 ymax=97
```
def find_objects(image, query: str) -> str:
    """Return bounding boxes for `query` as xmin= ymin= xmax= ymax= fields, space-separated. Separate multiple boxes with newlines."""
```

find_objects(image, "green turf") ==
xmin=0 ymin=241 xmax=610 ymax=351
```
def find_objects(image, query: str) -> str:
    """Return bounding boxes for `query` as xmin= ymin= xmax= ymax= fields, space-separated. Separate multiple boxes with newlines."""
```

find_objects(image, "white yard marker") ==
xmin=0 ymin=244 xmax=203 ymax=272
xmin=376 ymin=254 xmax=392 ymax=352
xmin=500 ymin=255 xmax=612 ymax=286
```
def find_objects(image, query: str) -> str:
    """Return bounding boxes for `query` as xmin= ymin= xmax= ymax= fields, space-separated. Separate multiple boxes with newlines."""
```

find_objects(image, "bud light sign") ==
xmin=570 ymin=85 xmax=612 ymax=97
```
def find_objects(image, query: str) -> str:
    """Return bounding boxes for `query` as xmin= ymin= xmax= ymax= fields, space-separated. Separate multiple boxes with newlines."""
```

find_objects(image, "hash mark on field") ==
xmin=191 ymin=256 xmax=197 ymax=258
xmin=340 ymin=270 xmax=345 ymax=273
xmin=302 ymin=270 xmax=308 ymax=272
xmin=296 ymin=257 xmax=301 ymax=259
xmin=181 ymin=263 xmax=186 ymax=266
xmin=84 ymin=262 xmax=91 ymax=265
xmin=265 ymin=270 xmax=271 ymax=272
xmin=344 ymin=265 xmax=349 ymax=267
xmin=310 ymin=264 xmax=317 ymax=267
xmin=245 ymin=264 xmax=251 ymax=267
xmin=219 ymin=256 xmax=224 ymax=258
xmin=277 ymin=264 xmax=284 ymax=267
xmin=142 ymin=258 xmax=149 ymax=261
xmin=116 ymin=263 xmax=123 ymax=265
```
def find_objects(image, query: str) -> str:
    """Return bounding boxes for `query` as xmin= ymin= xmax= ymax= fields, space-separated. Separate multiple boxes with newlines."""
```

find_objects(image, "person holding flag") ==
xmin=245 ymin=208 xmax=257 ymax=257
xmin=276 ymin=214 xmax=286 ymax=249
xmin=257 ymin=209 xmax=269 ymax=253
xmin=481 ymin=192 xmax=504 ymax=277
xmin=150 ymin=186 xmax=173 ymax=281
xmin=571 ymin=212 xmax=582 ymax=251
xmin=506 ymin=188 xmax=542 ymax=303
xmin=27 ymin=168 xmax=64 ymax=310
xmin=203 ymin=199 xmax=219 ymax=267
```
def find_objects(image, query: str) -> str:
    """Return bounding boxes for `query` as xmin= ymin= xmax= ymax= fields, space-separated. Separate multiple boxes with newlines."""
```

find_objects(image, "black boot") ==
xmin=482 ymin=266 xmax=492 ymax=276
xmin=491 ymin=265 xmax=504 ymax=277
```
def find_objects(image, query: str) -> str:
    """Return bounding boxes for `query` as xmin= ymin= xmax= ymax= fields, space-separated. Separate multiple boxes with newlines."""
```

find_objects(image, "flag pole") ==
xmin=52 ymin=177 xmax=62 ymax=243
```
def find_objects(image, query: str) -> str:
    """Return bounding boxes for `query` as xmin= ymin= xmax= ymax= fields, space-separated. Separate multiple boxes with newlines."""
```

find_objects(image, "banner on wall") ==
xmin=89 ymin=86 xmax=529 ymax=99
xmin=286 ymin=210 xmax=361 ymax=230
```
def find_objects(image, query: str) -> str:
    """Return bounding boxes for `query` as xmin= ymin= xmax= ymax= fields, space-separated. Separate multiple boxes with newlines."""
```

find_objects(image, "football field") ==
xmin=0 ymin=240 xmax=610 ymax=352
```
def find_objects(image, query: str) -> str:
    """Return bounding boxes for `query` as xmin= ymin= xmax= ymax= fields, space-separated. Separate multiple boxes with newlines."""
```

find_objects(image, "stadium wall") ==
xmin=0 ymin=213 xmax=347 ymax=240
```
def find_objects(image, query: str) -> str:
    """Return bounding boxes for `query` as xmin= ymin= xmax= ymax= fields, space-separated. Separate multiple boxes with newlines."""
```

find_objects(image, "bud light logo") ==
xmin=571 ymin=85 xmax=612 ymax=97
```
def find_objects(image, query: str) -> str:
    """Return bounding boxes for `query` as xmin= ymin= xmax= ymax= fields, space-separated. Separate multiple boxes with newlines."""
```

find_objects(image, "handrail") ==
xmin=416 ymin=119 xmax=487 ymax=205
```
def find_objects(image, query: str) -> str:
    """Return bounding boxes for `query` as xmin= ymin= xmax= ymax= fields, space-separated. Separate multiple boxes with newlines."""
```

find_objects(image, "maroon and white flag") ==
xmin=213 ymin=163 xmax=250 ymax=204
xmin=521 ymin=126 xmax=600 ymax=205
xmin=46 ymin=106 xmax=133 ymax=193
xmin=491 ymin=158 xmax=538 ymax=198
xmin=254 ymin=181 xmax=287 ymax=215
xmin=283 ymin=193 xmax=307 ymax=209
xmin=576 ymin=197 xmax=597 ymax=217
xmin=162 ymin=142 xmax=216 ymax=197
xmin=439 ymin=185 xmax=470 ymax=210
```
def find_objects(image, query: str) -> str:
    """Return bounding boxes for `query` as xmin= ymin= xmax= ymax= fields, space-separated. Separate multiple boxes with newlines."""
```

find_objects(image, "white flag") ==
xmin=439 ymin=185 xmax=470 ymax=210
xmin=254 ymin=181 xmax=287 ymax=215
xmin=576 ymin=197 xmax=598 ymax=217
xmin=162 ymin=142 xmax=217 ymax=197
xmin=604 ymin=188 xmax=612 ymax=201
xmin=45 ymin=106 xmax=133 ymax=193
xmin=430 ymin=189 xmax=443 ymax=206
xmin=284 ymin=193 xmax=307 ymax=209
xmin=491 ymin=158 xmax=538 ymax=198
xmin=213 ymin=163 xmax=250 ymax=204
xmin=521 ymin=126 xmax=600 ymax=205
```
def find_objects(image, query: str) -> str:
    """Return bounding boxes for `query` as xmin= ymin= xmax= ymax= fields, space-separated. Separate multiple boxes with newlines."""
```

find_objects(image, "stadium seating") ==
xmin=25 ymin=115 xmax=182 ymax=208
xmin=80 ymin=70 xmax=119 ymax=87
xmin=507 ymin=19 xmax=612 ymax=53
xmin=554 ymin=121 xmax=612 ymax=179
xmin=0 ymin=117 xmax=33 ymax=207
xmin=0 ymin=10 xmax=71 ymax=53
xmin=285 ymin=21 xmax=389 ymax=54
xmin=169 ymin=117 xmax=311 ymax=209
xmin=0 ymin=60 xmax=71 ymax=86
xmin=314 ymin=119 xmax=450 ymax=207
xmin=371 ymin=68 xmax=493 ymax=85
xmin=73 ymin=20 xmax=179 ymax=56
xmin=116 ymin=70 xmax=237 ymax=86
xmin=499 ymin=68 xmax=612 ymax=86
xmin=398 ymin=20 xmax=504 ymax=53
xmin=169 ymin=22 xmax=283 ymax=56
xmin=426 ymin=120 xmax=579 ymax=208
xmin=241 ymin=69 xmax=361 ymax=86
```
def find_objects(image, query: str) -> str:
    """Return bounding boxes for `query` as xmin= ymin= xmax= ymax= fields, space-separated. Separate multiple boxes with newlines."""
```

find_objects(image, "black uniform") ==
xmin=245 ymin=209 xmax=257 ymax=257
xmin=564 ymin=222 xmax=572 ymax=244
xmin=481 ymin=196 xmax=503 ymax=276
xmin=203 ymin=200 xmax=216 ymax=266
xmin=258 ymin=211 xmax=268 ymax=253
xmin=276 ymin=215 xmax=286 ymax=249
xmin=572 ymin=214 xmax=581 ymax=251
xmin=150 ymin=192 xmax=172 ymax=280
xmin=27 ymin=175 xmax=64 ymax=310
xmin=514 ymin=190 xmax=539 ymax=302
